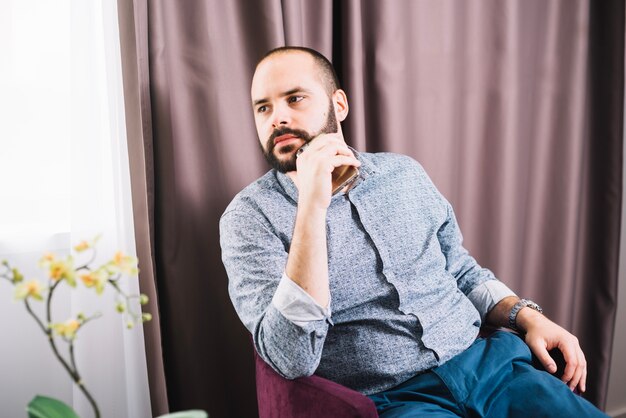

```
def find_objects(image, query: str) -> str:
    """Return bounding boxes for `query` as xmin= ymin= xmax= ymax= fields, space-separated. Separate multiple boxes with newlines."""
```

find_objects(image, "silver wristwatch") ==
xmin=508 ymin=299 xmax=543 ymax=331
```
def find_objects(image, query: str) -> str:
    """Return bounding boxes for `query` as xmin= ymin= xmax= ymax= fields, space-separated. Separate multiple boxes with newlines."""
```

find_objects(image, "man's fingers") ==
xmin=330 ymin=155 xmax=361 ymax=169
xmin=305 ymin=135 xmax=355 ymax=157
xmin=319 ymin=142 xmax=355 ymax=159
xmin=565 ymin=348 xmax=586 ymax=392
xmin=559 ymin=343 xmax=580 ymax=385
xmin=306 ymin=134 xmax=344 ymax=151
xmin=527 ymin=340 xmax=557 ymax=374
xmin=301 ymin=151 xmax=358 ymax=172
xmin=568 ymin=361 xmax=583 ymax=391
xmin=298 ymin=137 xmax=358 ymax=173
xmin=577 ymin=351 xmax=587 ymax=393
xmin=578 ymin=364 xmax=587 ymax=393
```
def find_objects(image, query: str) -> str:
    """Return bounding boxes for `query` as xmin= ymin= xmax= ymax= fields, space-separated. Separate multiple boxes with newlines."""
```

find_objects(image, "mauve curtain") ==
xmin=117 ymin=1 xmax=623 ymax=416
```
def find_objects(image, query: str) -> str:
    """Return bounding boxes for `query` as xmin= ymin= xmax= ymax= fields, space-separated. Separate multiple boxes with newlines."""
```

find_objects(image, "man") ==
xmin=220 ymin=46 xmax=607 ymax=417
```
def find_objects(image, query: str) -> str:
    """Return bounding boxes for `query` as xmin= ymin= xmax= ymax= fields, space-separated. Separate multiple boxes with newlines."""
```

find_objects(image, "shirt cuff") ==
xmin=271 ymin=272 xmax=332 ymax=327
xmin=467 ymin=280 xmax=517 ymax=321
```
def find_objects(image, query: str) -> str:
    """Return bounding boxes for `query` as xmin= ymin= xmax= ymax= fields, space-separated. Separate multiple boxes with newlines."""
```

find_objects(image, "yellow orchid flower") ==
xmin=74 ymin=241 xmax=90 ymax=252
xmin=14 ymin=280 xmax=45 ymax=301
xmin=107 ymin=251 xmax=139 ymax=276
xmin=73 ymin=235 xmax=102 ymax=253
xmin=38 ymin=252 xmax=56 ymax=269
xmin=51 ymin=319 xmax=81 ymax=339
xmin=47 ymin=256 xmax=76 ymax=287
xmin=79 ymin=269 xmax=108 ymax=295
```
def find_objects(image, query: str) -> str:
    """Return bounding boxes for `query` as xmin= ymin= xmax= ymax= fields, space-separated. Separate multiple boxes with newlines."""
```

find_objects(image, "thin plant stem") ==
xmin=69 ymin=341 xmax=78 ymax=375
xmin=69 ymin=341 xmax=100 ymax=418
xmin=24 ymin=300 xmax=48 ymax=334
xmin=76 ymin=248 xmax=97 ymax=271
xmin=46 ymin=280 xmax=61 ymax=324
xmin=43 ymin=278 xmax=101 ymax=418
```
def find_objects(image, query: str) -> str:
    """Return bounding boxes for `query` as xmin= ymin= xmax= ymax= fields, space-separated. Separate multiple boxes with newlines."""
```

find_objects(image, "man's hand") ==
xmin=487 ymin=296 xmax=587 ymax=393
xmin=293 ymin=134 xmax=360 ymax=209
xmin=284 ymin=134 xmax=359 ymax=308
xmin=517 ymin=308 xmax=587 ymax=393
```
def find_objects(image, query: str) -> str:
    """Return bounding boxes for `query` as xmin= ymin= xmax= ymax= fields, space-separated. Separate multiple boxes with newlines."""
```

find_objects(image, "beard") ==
xmin=262 ymin=100 xmax=339 ymax=173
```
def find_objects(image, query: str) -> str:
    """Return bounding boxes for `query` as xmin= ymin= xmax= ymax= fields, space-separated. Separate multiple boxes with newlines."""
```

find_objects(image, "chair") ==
xmin=253 ymin=348 xmax=378 ymax=418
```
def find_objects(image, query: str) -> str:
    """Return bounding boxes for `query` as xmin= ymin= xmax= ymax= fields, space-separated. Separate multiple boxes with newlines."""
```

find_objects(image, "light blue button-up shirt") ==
xmin=220 ymin=151 xmax=515 ymax=395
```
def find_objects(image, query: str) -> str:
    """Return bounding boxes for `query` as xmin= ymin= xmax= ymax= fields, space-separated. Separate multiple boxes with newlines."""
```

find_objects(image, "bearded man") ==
xmin=220 ymin=46 xmax=607 ymax=417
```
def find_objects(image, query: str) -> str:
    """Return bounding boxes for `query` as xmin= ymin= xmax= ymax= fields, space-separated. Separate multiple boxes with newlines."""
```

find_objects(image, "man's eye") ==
xmin=288 ymin=96 xmax=304 ymax=104
xmin=257 ymin=105 xmax=268 ymax=113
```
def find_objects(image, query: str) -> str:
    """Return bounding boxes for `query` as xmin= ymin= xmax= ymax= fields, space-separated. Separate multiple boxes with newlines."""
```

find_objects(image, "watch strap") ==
xmin=508 ymin=298 xmax=543 ymax=331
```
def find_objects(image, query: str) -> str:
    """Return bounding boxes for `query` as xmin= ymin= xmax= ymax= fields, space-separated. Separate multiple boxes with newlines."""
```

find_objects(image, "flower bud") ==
xmin=116 ymin=302 xmax=126 ymax=313
xmin=12 ymin=268 xmax=24 ymax=283
xmin=139 ymin=294 xmax=149 ymax=305
xmin=74 ymin=241 xmax=90 ymax=252
xmin=141 ymin=313 xmax=152 ymax=322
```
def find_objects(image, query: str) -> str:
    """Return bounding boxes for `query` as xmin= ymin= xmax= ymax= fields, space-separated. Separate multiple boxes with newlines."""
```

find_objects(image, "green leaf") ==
xmin=156 ymin=410 xmax=208 ymax=418
xmin=27 ymin=395 xmax=81 ymax=418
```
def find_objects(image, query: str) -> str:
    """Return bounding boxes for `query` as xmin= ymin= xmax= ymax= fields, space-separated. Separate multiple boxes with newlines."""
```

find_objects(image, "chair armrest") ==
xmin=254 ymin=349 xmax=378 ymax=418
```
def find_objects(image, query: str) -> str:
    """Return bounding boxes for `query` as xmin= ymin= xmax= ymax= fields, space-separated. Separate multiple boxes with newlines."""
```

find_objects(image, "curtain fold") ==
xmin=572 ymin=0 xmax=624 ymax=406
xmin=118 ymin=1 xmax=623 ymax=415
xmin=117 ymin=0 xmax=169 ymax=416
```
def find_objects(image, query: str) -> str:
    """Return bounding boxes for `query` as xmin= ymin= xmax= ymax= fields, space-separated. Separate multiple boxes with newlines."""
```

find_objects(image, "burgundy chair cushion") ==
xmin=254 ymin=349 xmax=378 ymax=418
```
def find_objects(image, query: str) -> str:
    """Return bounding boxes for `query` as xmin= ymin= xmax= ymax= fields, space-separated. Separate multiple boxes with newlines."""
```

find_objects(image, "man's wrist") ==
xmin=295 ymin=190 xmax=331 ymax=215
xmin=509 ymin=299 xmax=544 ymax=332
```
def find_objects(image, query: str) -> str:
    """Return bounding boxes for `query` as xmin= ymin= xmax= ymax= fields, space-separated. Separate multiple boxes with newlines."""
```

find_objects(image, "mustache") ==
xmin=267 ymin=127 xmax=312 ymax=150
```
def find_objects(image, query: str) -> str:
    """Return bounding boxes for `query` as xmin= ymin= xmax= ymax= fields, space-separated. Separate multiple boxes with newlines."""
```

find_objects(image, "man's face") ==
xmin=251 ymin=52 xmax=339 ymax=173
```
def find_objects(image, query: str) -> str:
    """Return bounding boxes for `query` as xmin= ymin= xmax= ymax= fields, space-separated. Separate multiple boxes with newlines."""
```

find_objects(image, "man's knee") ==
xmin=490 ymin=370 xmax=607 ymax=418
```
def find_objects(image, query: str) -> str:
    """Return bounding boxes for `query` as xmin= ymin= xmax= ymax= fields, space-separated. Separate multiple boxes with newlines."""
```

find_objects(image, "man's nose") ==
xmin=271 ymin=104 xmax=291 ymax=129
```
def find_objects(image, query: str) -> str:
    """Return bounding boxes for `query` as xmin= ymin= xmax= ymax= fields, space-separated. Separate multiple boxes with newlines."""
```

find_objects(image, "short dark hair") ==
xmin=257 ymin=46 xmax=340 ymax=96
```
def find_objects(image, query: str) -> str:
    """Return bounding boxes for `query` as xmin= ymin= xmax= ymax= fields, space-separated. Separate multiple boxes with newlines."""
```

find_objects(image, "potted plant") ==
xmin=1 ymin=236 xmax=205 ymax=417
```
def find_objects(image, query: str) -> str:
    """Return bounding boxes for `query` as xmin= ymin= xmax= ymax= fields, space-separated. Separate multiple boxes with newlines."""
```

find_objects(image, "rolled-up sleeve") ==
xmin=272 ymin=272 xmax=332 ymax=327
xmin=467 ymin=280 xmax=517 ymax=321
xmin=220 ymin=208 xmax=329 ymax=379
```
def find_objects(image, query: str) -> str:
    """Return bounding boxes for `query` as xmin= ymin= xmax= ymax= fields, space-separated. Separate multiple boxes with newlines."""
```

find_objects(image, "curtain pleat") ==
xmin=118 ymin=0 xmax=623 ymax=415
xmin=117 ymin=0 xmax=169 ymax=416
xmin=572 ymin=0 xmax=624 ymax=406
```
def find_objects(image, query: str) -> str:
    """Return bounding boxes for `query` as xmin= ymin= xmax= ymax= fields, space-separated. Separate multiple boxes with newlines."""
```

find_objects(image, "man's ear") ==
xmin=333 ymin=89 xmax=349 ymax=122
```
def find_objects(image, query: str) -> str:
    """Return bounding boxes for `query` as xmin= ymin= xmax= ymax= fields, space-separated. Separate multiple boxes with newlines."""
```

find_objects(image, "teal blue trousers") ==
xmin=368 ymin=331 xmax=608 ymax=417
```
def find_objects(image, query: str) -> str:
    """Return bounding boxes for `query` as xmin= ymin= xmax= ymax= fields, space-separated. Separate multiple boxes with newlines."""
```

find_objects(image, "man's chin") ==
xmin=276 ymin=157 xmax=298 ymax=173
xmin=265 ymin=150 xmax=297 ymax=173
